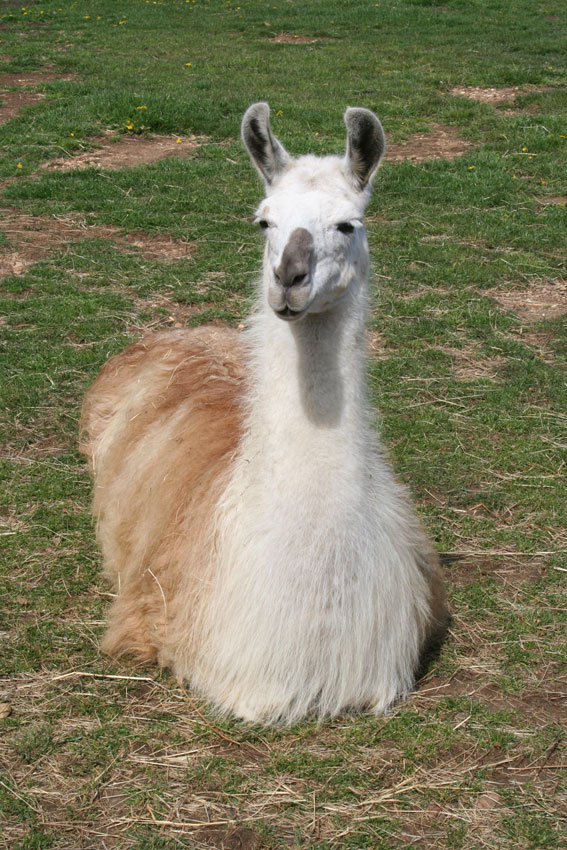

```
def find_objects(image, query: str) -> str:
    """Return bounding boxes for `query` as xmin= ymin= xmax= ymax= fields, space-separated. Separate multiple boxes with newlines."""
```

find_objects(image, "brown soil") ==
xmin=0 ymin=209 xmax=196 ymax=277
xmin=488 ymin=280 xmax=567 ymax=321
xmin=268 ymin=33 xmax=330 ymax=44
xmin=0 ymin=71 xmax=77 ymax=86
xmin=0 ymin=89 xmax=44 ymax=123
xmin=386 ymin=124 xmax=474 ymax=162
xmin=193 ymin=826 xmax=261 ymax=849
xmin=419 ymin=671 xmax=566 ymax=725
xmin=42 ymin=133 xmax=202 ymax=172
xmin=0 ymin=70 xmax=77 ymax=124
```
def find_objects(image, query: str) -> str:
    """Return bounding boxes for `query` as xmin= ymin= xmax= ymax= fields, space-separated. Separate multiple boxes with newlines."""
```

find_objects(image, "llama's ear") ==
xmin=344 ymin=107 xmax=386 ymax=191
xmin=242 ymin=102 xmax=291 ymax=186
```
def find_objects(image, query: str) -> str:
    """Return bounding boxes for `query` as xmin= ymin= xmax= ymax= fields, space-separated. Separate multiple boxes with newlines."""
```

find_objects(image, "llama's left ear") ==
xmin=344 ymin=107 xmax=386 ymax=191
xmin=242 ymin=102 xmax=291 ymax=186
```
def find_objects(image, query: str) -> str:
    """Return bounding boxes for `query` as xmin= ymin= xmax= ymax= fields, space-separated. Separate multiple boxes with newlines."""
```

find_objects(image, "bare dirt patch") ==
xmin=450 ymin=85 xmax=525 ymax=104
xmin=119 ymin=231 xmax=195 ymax=261
xmin=193 ymin=826 xmax=261 ymax=849
xmin=0 ymin=70 xmax=77 ymax=124
xmin=386 ymin=124 xmax=474 ymax=162
xmin=0 ymin=71 xmax=77 ymax=87
xmin=41 ymin=133 xmax=202 ymax=172
xmin=449 ymin=85 xmax=547 ymax=108
xmin=0 ymin=89 xmax=44 ymax=123
xmin=512 ymin=328 xmax=556 ymax=362
xmin=124 ymin=292 xmax=229 ymax=334
xmin=268 ymin=32 xmax=331 ymax=44
xmin=488 ymin=280 xmax=567 ymax=321
xmin=536 ymin=195 xmax=567 ymax=207
xmin=442 ymin=344 xmax=504 ymax=381
xmin=420 ymin=671 xmax=566 ymax=726
xmin=0 ymin=209 xmax=196 ymax=277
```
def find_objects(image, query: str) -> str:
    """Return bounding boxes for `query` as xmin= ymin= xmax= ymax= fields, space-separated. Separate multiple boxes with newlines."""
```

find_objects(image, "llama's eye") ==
xmin=258 ymin=219 xmax=270 ymax=230
xmin=337 ymin=222 xmax=354 ymax=234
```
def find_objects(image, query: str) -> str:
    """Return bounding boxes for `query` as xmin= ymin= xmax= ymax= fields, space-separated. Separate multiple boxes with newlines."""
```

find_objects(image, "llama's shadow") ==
xmin=415 ymin=613 xmax=451 ymax=684
xmin=415 ymin=552 xmax=456 ymax=684
xmin=293 ymin=309 xmax=346 ymax=428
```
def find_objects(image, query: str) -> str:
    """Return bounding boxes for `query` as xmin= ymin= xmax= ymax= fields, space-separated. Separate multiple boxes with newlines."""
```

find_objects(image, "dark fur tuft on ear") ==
xmin=344 ymin=107 xmax=386 ymax=190
xmin=242 ymin=102 xmax=291 ymax=186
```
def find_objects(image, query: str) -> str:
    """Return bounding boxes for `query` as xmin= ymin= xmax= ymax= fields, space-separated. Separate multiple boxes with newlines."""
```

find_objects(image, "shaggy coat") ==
xmin=80 ymin=104 xmax=446 ymax=724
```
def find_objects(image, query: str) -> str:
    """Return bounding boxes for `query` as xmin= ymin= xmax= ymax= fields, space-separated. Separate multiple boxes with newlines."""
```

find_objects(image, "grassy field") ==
xmin=1 ymin=0 xmax=566 ymax=847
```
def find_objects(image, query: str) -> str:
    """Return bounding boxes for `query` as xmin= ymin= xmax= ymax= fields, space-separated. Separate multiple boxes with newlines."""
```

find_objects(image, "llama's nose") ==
xmin=274 ymin=265 xmax=310 ymax=289
xmin=274 ymin=227 xmax=314 ymax=289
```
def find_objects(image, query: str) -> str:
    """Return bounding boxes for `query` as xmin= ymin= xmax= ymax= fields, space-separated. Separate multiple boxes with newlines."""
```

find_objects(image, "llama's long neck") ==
xmin=241 ymin=262 xmax=373 ymax=515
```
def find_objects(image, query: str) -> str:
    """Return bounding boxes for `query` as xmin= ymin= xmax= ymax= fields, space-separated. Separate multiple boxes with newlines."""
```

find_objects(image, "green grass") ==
xmin=1 ymin=0 xmax=566 ymax=847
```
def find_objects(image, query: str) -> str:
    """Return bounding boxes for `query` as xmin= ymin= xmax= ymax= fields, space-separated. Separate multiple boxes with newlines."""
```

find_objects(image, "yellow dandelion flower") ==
xmin=17 ymin=163 xmax=23 ymax=168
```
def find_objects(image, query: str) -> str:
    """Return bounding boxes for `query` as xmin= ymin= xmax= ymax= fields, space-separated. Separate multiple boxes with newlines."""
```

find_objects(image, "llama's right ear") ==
xmin=242 ymin=102 xmax=291 ymax=186
xmin=344 ymin=107 xmax=386 ymax=192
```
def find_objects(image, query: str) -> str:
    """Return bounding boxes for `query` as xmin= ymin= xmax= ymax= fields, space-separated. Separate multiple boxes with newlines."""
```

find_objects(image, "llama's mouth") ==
xmin=275 ymin=305 xmax=305 ymax=321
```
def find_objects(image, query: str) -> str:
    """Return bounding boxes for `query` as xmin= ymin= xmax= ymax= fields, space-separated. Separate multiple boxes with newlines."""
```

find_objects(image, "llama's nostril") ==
xmin=290 ymin=272 xmax=308 ymax=288
xmin=274 ymin=266 xmax=309 ymax=289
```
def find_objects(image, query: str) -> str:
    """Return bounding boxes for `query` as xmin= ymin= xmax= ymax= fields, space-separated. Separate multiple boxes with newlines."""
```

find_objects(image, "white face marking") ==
xmin=255 ymin=158 xmax=370 ymax=320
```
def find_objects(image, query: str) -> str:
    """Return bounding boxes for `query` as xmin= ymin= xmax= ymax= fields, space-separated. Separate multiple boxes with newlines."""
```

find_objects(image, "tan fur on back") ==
xmin=79 ymin=327 xmax=247 ymax=664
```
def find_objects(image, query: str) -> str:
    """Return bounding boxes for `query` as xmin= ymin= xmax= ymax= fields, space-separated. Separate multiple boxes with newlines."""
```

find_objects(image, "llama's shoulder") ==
xmin=79 ymin=326 xmax=247 ymax=471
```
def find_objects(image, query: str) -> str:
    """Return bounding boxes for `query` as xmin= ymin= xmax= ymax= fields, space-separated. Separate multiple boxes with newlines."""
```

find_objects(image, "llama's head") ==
xmin=242 ymin=102 xmax=385 ymax=321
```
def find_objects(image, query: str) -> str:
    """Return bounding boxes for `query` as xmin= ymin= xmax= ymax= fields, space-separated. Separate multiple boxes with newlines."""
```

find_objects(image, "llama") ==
xmin=80 ymin=103 xmax=446 ymax=724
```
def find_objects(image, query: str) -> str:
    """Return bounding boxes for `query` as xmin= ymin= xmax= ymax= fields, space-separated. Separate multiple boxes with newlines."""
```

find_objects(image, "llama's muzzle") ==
xmin=271 ymin=227 xmax=314 ymax=318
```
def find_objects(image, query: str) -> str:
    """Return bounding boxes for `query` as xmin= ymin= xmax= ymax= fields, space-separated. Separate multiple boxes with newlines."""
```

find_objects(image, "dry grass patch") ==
xmin=440 ymin=344 xmax=505 ymax=381
xmin=41 ymin=133 xmax=202 ymax=172
xmin=267 ymin=33 xmax=331 ymax=44
xmin=123 ymin=291 xmax=236 ymax=334
xmin=386 ymin=124 xmax=474 ymax=162
xmin=2 ymin=656 xmax=565 ymax=848
xmin=488 ymin=279 xmax=567 ymax=321
xmin=536 ymin=195 xmax=567 ymax=207
xmin=511 ymin=328 xmax=556 ymax=362
xmin=367 ymin=327 xmax=388 ymax=358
